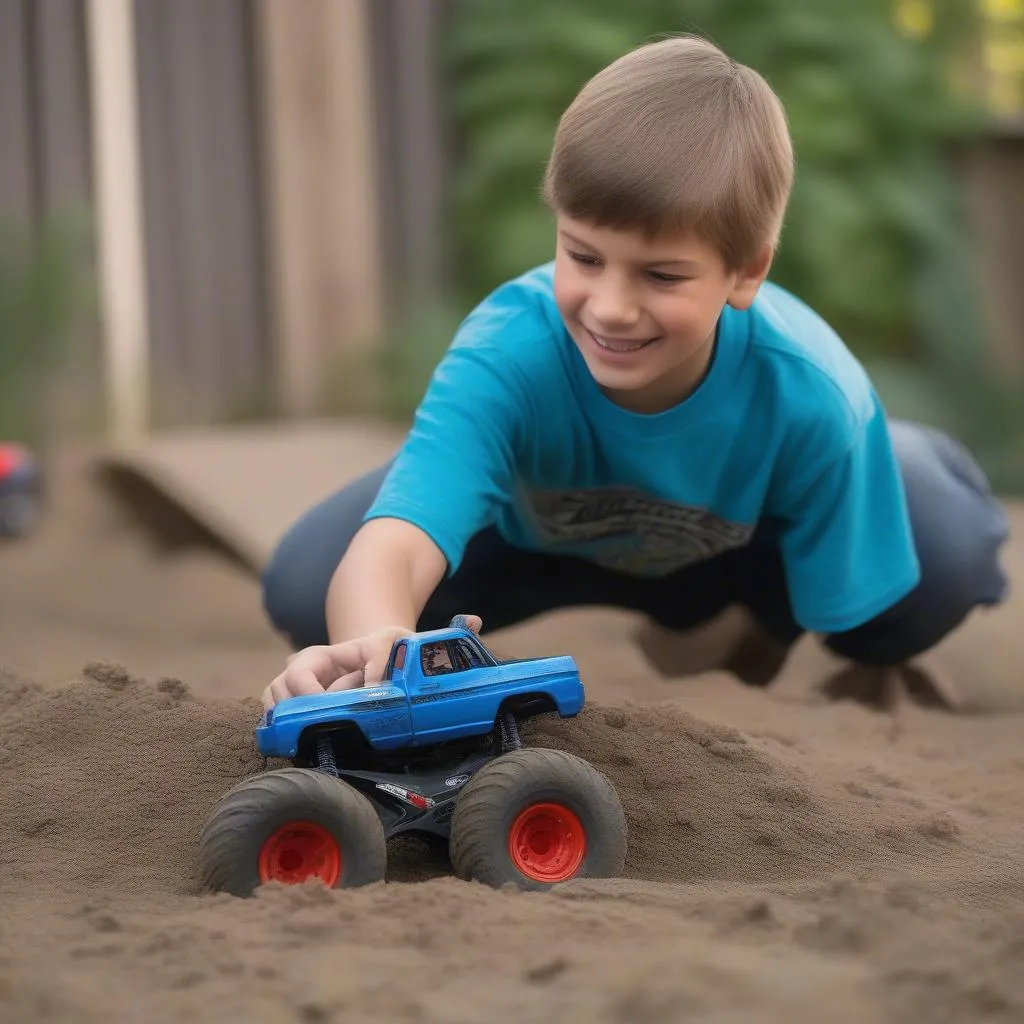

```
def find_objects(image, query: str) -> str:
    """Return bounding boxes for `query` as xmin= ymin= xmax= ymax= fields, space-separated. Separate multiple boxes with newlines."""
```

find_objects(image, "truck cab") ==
xmin=256 ymin=625 xmax=583 ymax=761
xmin=385 ymin=627 xmax=504 ymax=743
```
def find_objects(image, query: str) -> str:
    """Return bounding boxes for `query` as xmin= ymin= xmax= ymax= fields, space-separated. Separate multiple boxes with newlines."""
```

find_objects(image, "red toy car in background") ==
xmin=0 ymin=444 xmax=43 ymax=538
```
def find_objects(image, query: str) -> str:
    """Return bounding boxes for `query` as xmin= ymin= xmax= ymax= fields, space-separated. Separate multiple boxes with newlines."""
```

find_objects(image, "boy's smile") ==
xmin=553 ymin=214 xmax=771 ymax=414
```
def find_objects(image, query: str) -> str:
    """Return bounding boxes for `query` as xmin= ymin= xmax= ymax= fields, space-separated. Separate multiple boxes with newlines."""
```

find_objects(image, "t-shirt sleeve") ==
xmin=772 ymin=393 xmax=920 ymax=634
xmin=362 ymin=312 xmax=533 ymax=575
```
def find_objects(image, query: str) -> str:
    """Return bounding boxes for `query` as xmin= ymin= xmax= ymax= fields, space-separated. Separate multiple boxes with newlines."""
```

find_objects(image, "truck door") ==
xmin=361 ymin=639 xmax=413 ymax=749
xmin=409 ymin=638 xmax=491 ymax=742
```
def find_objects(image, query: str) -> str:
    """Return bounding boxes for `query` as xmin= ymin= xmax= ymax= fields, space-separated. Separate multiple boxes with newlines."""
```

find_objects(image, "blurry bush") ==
xmin=443 ymin=0 xmax=981 ymax=359
xmin=374 ymin=298 xmax=468 ymax=423
xmin=0 ymin=216 xmax=91 ymax=449
xmin=380 ymin=0 xmax=1024 ymax=491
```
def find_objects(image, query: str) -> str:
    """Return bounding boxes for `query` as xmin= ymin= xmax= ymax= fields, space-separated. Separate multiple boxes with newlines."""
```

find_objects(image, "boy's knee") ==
xmin=260 ymin=545 xmax=293 ymax=638
xmin=898 ymin=530 xmax=1005 ymax=650
xmin=260 ymin=463 xmax=392 ymax=651
xmin=825 ymin=545 xmax=1001 ymax=666
xmin=261 ymin=538 xmax=328 ymax=651
xmin=827 ymin=423 xmax=1009 ymax=665
xmin=895 ymin=421 xmax=1009 ymax=614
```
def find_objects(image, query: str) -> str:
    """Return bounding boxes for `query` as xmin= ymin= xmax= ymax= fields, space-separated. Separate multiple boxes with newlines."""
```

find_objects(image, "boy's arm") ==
xmin=364 ymin=338 xmax=531 ymax=578
xmin=263 ymin=518 xmax=454 ymax=705
xmin=325 ymin=516 xmax=447 ymax=643
xmin=263 ymin=288 xmax=541 ymax=707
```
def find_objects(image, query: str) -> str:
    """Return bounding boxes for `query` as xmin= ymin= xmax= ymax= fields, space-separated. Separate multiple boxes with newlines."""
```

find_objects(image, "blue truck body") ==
xmin=256 ymin=626 xmax=584 ymax=759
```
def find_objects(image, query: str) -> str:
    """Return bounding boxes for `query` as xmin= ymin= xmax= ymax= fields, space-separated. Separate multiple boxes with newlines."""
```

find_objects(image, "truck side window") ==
xmin=455 ymin=638 xmax=486 ymax=669
xmin=448 ymin=641 xmax=469 ymax=672
xmin=421 ymin=641 xmax=455 ymax=676
xmin=394 ymin=642 xmax=407 ymax=671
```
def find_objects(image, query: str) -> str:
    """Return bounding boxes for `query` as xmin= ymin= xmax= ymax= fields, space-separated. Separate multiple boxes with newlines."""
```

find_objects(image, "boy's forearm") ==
xmin=325 ymin=557 xmax=419 ymax=643
xmin=324 ymin=519 xmax=447 ymax=643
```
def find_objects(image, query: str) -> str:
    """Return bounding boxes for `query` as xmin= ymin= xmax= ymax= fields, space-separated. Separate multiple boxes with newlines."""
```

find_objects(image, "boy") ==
xmin=260 ymin=36 xmax=1008 ymax=712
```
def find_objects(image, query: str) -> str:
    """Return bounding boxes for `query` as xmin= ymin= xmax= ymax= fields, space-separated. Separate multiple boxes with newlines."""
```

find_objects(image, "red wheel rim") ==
xmin=508 ymin=802 xmax=586 ymax=882
xmin=258 ymin=820 xmax=341 ymax=887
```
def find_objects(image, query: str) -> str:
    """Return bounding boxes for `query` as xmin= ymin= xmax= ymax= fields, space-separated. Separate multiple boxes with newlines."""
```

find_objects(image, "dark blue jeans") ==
xmin=262 ymin=421 xmax=1009 ymax=666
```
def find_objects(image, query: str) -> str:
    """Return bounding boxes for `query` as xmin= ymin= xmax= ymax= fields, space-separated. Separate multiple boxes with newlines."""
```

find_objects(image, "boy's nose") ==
xmin=588 ymin=286 xmax=641 ymax=328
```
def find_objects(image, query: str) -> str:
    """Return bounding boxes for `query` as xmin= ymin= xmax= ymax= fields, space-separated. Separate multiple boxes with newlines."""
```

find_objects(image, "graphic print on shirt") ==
xmin=523 ymin=486 xmax=754 ymax=576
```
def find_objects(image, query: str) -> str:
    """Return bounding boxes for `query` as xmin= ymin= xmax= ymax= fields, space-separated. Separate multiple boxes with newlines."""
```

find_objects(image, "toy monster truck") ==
xmin=0 ymin=444 xmax=42 ymax=538
xmin=199 ymin=616 xmax=627 ymax=896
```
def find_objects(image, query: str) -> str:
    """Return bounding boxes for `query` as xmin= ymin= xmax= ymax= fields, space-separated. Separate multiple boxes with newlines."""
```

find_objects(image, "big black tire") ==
xmin=449 ymin=748 xmax=627 ymax=891
xmin=199 ymin=767 xmax=387 ymax=897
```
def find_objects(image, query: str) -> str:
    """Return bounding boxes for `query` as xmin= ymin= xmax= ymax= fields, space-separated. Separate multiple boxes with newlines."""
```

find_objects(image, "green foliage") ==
xmin=441 ymin=0 xmax=983 ymax=363
xmin=374 ymin=298 xmax=469 ymax=422
xmin=386 ymin=2 xmax=1024 ymax=494
xmin=869 ymin=239 xmax=1024 ymax=494
xmin=0 ymin=216 xmax=90 ymax=446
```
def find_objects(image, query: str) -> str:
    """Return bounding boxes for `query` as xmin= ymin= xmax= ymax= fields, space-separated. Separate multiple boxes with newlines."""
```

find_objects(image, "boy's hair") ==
xmin=542 ymin=35 xmax=794 ymax=269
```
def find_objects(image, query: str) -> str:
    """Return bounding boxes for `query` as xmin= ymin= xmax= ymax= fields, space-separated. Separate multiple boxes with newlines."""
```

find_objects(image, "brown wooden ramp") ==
xmin=95 ymin=419 xmax=406 ymax=574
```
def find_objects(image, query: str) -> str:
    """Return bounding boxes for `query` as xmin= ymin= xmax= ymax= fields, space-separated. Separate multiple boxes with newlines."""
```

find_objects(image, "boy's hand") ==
xmin=261 ymin=616 xmax=483 ymax=711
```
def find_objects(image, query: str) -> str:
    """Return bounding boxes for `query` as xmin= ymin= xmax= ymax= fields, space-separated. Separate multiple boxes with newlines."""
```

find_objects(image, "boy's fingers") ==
xmin=284 ymin=665 xmax=331 ymax=697
xmin=264 ymin=676 xmax=292 ymax=710
xmin=326 ymin=669 xmax=365 ymax=692
xmin=267 ymin=632 xmax=412 ymax=706
xmin=321 ymin=639 xmax=373 ymax=678
xmin=289 ymin=644 xmax=362 ymax=687
xmin=262 ymin=668 xmax=290 ymax=710
xmin=363 ymin=655 xmax=389 ymax=687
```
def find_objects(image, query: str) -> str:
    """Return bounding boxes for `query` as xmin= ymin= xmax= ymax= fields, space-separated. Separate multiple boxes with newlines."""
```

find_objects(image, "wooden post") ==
xmin=85 ymin=0 xmax=150 ymax=442
xmin=255 ymin=0 xmax=384 ymax=418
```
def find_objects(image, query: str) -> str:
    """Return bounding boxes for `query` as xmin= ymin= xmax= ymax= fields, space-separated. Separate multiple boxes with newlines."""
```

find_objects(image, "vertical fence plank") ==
xmin=0 ymin=0 xmax=34 ymax=224
xmin=255 ymin=0 xmax=383 ymax=418
xmin=134 ymin=0 xmax=268 ymax=426
xmin=956 ymin=134 xmax=1024 ymax=377
xmin=368 ymin=0 xmax=448 ymax=312
xmin=85 ymin=0 xmax=150 ymax=441
xmin=32 ymin=0 xmax=93 ymax=216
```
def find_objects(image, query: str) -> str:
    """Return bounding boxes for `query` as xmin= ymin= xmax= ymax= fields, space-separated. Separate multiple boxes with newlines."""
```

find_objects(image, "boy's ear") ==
xmin=727 ymin=244 xmax=774 ymax=310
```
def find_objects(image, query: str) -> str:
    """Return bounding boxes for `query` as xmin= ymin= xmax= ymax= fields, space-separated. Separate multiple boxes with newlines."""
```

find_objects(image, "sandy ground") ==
xmin=1 ymin=449 xmax=1022 ymax=1023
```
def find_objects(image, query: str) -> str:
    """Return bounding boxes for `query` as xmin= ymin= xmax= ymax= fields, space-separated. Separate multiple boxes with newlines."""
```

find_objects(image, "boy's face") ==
xmin=553 ymin=214 xmax=771 ymax=413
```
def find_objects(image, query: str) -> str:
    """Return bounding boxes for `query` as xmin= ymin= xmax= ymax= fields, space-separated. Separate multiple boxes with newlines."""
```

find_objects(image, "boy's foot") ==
xmin=634 ymin=616 xmax=792 ymax=688
xmin=819 ymin=662 xmax=964 ymax=712
xmin=720 ymin=623 xmax=794 ymax=688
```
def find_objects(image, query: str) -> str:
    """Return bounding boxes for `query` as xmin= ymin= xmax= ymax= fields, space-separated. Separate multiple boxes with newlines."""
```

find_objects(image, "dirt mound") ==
xmin=525 ymin=702 xmax=987 ymax=887
xmin=3 ymin=668 xmax=1019 ymax=894
xmin=0 ymin=667 xmax=986 ymax=906
xmin=1 ymin=666 xmax=1023 ymax=1022
xmin=0 ymin=665 xmax=261 ymax=902
xmin=3 ymin=444 xmax=1024 ymax=1021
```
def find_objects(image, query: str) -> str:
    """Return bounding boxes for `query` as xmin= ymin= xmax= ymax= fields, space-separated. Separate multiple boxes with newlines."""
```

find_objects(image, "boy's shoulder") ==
xmin=456 ymin=263 xmax=560 ymax=348
xmin=745 ymin=281 xmax=877 ymax=432
xmin=442 ymin=263 xmax=567 ymax=397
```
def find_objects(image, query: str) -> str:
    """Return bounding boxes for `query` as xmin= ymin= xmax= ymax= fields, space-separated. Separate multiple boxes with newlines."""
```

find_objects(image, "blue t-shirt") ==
xmin=365 ymin=262 xmax=919 ymax=634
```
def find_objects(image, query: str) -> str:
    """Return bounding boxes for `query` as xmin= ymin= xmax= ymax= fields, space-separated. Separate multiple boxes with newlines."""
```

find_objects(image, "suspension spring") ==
xmin=316 ymin=735 xmax=340 ymax=777
xmin=499 ymin=709 xmax=522 ymax=753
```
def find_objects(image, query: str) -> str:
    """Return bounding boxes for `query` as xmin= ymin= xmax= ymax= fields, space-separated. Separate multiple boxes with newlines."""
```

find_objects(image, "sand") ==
xmin=1 ymin=450 xmax=1023 ymax=1023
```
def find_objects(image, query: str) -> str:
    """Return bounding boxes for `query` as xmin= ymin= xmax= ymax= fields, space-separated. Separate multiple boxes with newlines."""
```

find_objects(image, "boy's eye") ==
xmin=565 ymin=249 xmax=689 ymax=284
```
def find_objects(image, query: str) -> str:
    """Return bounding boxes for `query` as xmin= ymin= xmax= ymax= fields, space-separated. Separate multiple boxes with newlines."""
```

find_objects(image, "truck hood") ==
xmin=264 ymin=684 xmax=403 ymax=726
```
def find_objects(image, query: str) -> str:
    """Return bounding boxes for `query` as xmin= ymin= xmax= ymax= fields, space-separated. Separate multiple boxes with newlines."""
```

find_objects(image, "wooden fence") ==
xmin=0 ymin=0 xmax=448 ymax=437
xmin=0 ymin=0 xmax=1019 ymax=438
